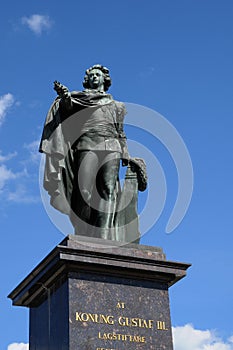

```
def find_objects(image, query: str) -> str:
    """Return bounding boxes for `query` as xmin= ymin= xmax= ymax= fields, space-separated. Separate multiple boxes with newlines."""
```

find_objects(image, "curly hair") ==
xmin=83 ymin=64 xmax=112 ymax=91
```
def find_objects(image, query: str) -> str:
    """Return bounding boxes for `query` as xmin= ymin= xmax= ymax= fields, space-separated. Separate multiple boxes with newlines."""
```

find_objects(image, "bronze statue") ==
xmin=40 ymin=64 xmax=147 ymax=242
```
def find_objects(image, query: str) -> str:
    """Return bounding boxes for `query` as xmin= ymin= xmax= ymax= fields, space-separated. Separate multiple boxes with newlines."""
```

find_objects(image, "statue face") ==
xmin=88 ymin=69 xmax=105 ymax=90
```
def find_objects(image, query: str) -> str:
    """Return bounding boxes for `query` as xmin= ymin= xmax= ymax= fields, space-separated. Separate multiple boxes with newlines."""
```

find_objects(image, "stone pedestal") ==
xmin=8 ymin=235 xmax=190 ymax=350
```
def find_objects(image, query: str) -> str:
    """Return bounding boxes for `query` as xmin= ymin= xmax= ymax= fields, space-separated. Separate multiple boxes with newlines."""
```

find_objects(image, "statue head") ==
xmin=83 ymin=64 xmax=112 ymax=92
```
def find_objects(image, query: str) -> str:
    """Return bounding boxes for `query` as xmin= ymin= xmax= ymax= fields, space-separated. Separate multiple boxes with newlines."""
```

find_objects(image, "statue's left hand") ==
xmin=121 ymin=149 xmax=130 ymax=167
xmin=122 ymin=159 xmax=129 ymax=167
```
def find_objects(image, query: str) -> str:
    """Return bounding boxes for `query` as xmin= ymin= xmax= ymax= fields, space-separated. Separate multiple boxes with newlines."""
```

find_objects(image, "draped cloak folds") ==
xmin=39 ymin=91 xmax=128 ymax=217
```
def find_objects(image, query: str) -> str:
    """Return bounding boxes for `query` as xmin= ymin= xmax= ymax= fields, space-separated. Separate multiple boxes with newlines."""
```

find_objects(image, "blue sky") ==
xmin=1 ymin=1 xmax=233 ymax=349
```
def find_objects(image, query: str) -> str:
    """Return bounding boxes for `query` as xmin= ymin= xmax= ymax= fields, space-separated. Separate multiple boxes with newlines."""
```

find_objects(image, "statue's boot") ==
xmin=70 ymin=189 xmax=92 ymax=235
xmin=91 ymin=196 xmax=116 ymax=240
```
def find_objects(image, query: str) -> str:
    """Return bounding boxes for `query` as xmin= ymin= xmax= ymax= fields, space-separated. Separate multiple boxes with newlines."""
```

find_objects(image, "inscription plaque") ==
xmin=69 ymin=275 xmax=172 ymax=349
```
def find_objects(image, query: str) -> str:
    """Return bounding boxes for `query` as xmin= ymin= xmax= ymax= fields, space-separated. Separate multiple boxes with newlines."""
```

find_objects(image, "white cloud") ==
xmin=0 ymin=165 xmax=39 ymax=204
xmin=7 ymin=185 xmax=40 ymax=204
xmin=22 ymin=14 xmax=52 ymax=35
xmin=0 ymin=150 xmax=17 ymax=162
xmin=0 ymin=165 xmax=18 ymax=190
xmin=0 ymin=93 xmax=14 ymax=126
xmin=0 ymin=139 xmax=41 ymax=203
xmin=24 ymin=139 xmax=40 ymax=163
xmin=173 ymin=324 xmax=233 ymax=350
xmin=0 ymin=164 xmax=27 ymax=195
xmin=8 ymin=343 xmax=29 ymax=350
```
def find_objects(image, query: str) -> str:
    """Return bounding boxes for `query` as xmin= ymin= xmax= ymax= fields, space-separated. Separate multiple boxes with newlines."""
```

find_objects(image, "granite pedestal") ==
xmin=8 ymin=235 xmax=190 ymax=350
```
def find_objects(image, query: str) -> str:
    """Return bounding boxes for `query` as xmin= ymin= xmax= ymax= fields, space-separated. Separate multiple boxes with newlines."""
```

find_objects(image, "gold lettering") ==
xmin=82 ymin=313 xmax=89 ymax=322
xmin=131 ymin=335 xmax=145 ymax=342
xmin=76 ymin=312 xmax=114 ymax=325
xmin=118 ymin=316 xmax=126 ymax=326
xmin=116 ymin=302 xmax=125 ymax=309
xmin=88 ymin=313 xmax=96 ymax=323
xmin=76 ymin=312 xmax=82 ymax=321
xmin=157 ymin=321 xmax=168 ymax=330
xmin=148 ymin=319 xmax=154 ymax=329
xmin=100 ymin=314 xmax=115 ymax=325
xmin=117 ymin=333 xmax=122 ymax=340
xmin=131 ymin=317 xmax=138 ymax=327
xmin=98 ymin=331 xmax=146 ymax=343
xmin=118 ymin=316 xmax=154 ymax=328
xmin=122 ymin=334 xmax=127 ymax=341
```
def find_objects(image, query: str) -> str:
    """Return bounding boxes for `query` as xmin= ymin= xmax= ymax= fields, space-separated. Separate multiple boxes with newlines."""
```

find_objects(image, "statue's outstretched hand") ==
xmin=53 ymin=81 xmax=70 ymax=99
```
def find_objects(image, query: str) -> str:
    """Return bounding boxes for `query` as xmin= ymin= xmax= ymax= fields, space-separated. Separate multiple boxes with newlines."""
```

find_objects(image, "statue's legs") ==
xmin=91 ymin=152 xmax=120 ymax=239
xmin=71 ymin=151 xmax=98 ymax=235
xmin=71 ymin=150 xmax=120 ymax=239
